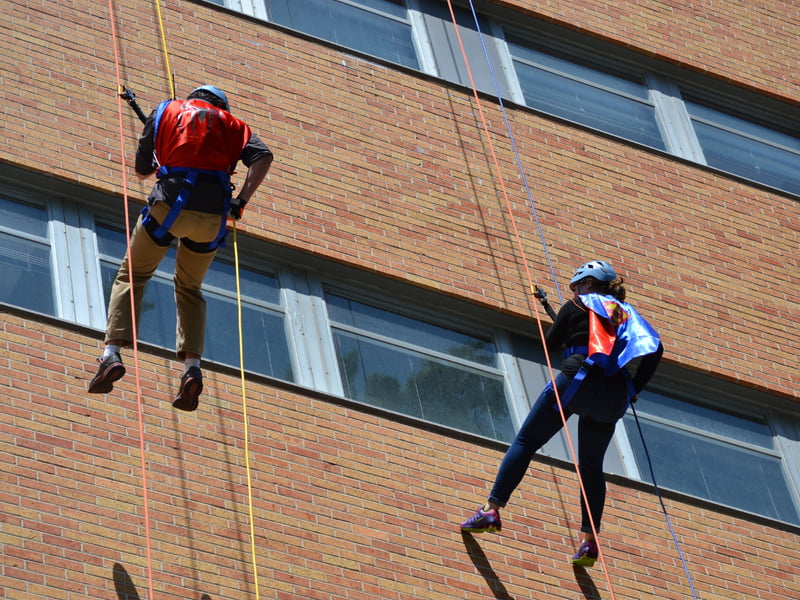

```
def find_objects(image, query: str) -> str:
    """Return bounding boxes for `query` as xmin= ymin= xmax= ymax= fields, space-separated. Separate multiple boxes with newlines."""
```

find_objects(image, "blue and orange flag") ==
xmin=580 ymin=293 xmax=661 ymax=375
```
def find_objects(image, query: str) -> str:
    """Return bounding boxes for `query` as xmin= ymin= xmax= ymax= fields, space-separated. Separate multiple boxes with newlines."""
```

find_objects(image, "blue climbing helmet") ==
xmin=188 ymin=84 xmax=229 ymax=111
xmin=569 ymin=260 xmax=616 ymax=286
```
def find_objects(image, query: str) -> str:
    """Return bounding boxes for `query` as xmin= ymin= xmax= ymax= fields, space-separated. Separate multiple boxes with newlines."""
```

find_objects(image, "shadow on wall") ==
xmin=461 ymin=532 xmax=514 ymax=600
xmin=112 ymin=562 xmax=213 ymax=600
xmin=573 ymin=564 xmax=601 ymax=599
xmin=112 ymin=564 xmax=139 ymax=600
xmin=461 ymin=533 xmax=602 ymax=600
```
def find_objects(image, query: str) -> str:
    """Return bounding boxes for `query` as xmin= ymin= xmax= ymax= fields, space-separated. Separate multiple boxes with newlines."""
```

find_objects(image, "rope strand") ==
xmin=453 ymin=3 xmax=698 ymax=598
xmin=631 ymin=404 xmax=700 ymax=600
xmin=107 ymin=1 xmax=155 ymax=597
xmin=154 ymin=0 xmax=176 ymax=98
xmin=232 ymin=223 xmax=262 ymax=599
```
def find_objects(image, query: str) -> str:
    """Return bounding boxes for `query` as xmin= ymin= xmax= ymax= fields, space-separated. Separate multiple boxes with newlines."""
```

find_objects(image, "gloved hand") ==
xmin=229 ymin=196 xmax=247 ymax=220
xmin=533 ymin=285 xmax=548 ymax=304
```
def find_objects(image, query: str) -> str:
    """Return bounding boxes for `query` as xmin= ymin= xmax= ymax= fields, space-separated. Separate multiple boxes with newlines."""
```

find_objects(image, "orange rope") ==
xmin=107 ymin=1 xmax=155 ymax=598
xmin=443 ymin=2 xmax=616 ymax=594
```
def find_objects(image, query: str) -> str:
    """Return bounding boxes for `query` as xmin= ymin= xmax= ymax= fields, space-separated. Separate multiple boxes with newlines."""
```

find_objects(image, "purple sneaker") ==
xmin=460 ymin=505 xmax=502 ymax=533
xmin=571 ymin=540 xmax=599 ymax=567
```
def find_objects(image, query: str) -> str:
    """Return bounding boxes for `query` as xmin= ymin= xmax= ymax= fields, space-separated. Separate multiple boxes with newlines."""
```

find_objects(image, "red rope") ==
xmin=107 ymin=1 xmax=155 ymax=597
xmin=443 ymin=2 xmax=617 ymax=594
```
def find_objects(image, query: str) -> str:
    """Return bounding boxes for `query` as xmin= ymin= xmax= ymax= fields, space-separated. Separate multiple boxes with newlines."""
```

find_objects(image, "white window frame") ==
xmin=614 ymin=377 xmax=800 ymax=526
xmin=644 ymin=73 xmax=706 ymax=163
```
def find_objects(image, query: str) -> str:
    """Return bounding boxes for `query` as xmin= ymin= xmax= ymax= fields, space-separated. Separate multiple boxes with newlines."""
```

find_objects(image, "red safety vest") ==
xmin=143 ymin=99 xmax=253 ymax=249
xmin=154 ymin=99 xmax=251 ymax=172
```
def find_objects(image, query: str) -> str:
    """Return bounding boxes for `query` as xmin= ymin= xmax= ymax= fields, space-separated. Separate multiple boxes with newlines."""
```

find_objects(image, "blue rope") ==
xmin=631 ymin=403 xmax=700 ymax=600
xmin=463 ymin=4 xmax=699 ymax=597
xmin=462 ymin=0 xmax=563 ymax=304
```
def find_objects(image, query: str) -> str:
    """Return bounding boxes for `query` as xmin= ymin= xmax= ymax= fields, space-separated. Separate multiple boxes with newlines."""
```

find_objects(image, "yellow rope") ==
xmin=153 ymin=0 xmax=176 ymax=97
xmin=146 ymin=3 xmax=261 ymax=593
xmin=232 ymin=222 xmax=262 ymax=599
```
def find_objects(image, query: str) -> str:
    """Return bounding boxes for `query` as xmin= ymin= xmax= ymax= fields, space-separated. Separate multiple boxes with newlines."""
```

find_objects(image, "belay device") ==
xmin=119 ymin=86 xmax=148 ymax=124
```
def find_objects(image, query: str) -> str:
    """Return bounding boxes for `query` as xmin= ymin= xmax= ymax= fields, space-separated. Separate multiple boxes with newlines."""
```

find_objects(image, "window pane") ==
xmin=0 ymin=196 xmax=50 ymax=238
xmin=624 ymin=394 xmax=800 ymax=524
xmin=507 ymin=39 xmax=666 ymax=150
xmin=327 ymin=294 xmax=513 ymax=441
xmin=687 ymin=103 xmax=800 ymax=195
xmin=98 ymin=257 xmax=176 ymax=349
xmin=636 ymin=391 xmax=774 ymax=448
xmin=508 ymin=40 xmax=651 ymax=100
xmin=96 ymin=225 xmax=294 ymax=381
xmin=203 ymin=292 xmax=294 ymax=380
xmin=0 ymin=232 xmax=55 ymax=315
xmin=326 ymin=293 xmax=497 ymax=367
xmin=203 ymin=258 xmax=282 ymax=306
xmin=264 ymin=0 xmax=418 ymax=68
xmin=0 ymin=197 xmax=55 ymax=315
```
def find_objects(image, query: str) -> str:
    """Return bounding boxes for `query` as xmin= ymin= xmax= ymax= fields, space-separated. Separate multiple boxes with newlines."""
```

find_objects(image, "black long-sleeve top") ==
xmin=546 ymin=297 xmax=664 ymax=393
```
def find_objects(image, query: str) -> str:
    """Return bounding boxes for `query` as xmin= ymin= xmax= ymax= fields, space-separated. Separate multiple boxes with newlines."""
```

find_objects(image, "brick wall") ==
xmin=3 ymin=0 xmax=798 ymax=397
xmin=2 ymin=1 xmax=799 ymax=599
xmin=3 ymin=310 xmax=799 ymax=599
xmin=497 ymin=0 xmax=800 ymax=102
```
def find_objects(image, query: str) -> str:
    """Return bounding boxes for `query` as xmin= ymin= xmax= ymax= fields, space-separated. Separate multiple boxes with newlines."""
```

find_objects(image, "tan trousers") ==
xmin=105 ymin=201 xmax=225 ymax=358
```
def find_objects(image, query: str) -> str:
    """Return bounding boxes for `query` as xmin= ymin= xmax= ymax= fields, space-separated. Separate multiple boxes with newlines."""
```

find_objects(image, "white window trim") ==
xmin=613 ymin=418 xmax=643 ymax=480
xmin=645 ymin=73 xmax=707 ymax=163
xmin=280 ymin=270 xmax=345 ymax=394
xmin=495 ymin=330 xmax=537 ymax=429
xmin=491 ymin=22 xmax=526 ymax=105
xmin=406 ymin=0 xmax=439 ymax=76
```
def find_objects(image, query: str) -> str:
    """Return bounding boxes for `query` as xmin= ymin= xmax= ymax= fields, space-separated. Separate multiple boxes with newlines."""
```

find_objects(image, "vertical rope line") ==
xmin=442 ymin=3 xmax=537 ymax=304
xmin=154 ymin=0 xmax=176 ymax=98
xmin=459 ymin=5 xmax=697 ymax=597
xmin=232 ymin=223 xmax=262 ymax=600
xmin=463 ymin=1 xmax=563 ymax=305
xmin=631 ymin=404 xmax=700 ymax=600
xmin=443 ymin=3 xmax=616 ymax=594
xmin=107 ymin=1 xmax=155 ymax=598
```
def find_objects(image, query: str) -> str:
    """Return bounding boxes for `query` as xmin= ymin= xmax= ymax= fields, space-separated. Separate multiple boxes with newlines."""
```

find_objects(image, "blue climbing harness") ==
xmin=141 ymin=99 xmax=233 ymax=250
xmin=140 ymin=166 xmax=232 ymax=250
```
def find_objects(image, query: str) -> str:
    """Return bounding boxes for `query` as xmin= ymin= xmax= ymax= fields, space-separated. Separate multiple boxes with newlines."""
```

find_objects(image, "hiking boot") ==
xmin=88 ymin=352 xmax=126 ymax=394
xmin=571 ymin=540 xmax=599 ymax=567
xmin=173 ymin=366 xmax=203 ymax=412
xmin=460 ymin=505 xmax=502 ymax=533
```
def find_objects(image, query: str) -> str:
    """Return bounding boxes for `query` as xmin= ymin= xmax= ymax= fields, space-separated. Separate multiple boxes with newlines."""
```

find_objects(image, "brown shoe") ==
xmin=88 ymin=353 xmax=126 ymax=394
xmin=173 ymin=366 xmax=203 ymax=411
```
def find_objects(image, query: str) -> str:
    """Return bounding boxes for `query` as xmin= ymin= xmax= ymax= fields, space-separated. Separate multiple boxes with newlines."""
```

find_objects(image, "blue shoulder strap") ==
xmin=152 ymin=99 xmax=172 ymax=149
xmin=141 ymin=99 xmax=233 ymax=248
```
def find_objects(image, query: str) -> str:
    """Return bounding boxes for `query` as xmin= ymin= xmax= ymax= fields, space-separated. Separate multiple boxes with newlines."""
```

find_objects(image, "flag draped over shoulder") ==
xmin=580 ymin=293 xmax=661 ymax=375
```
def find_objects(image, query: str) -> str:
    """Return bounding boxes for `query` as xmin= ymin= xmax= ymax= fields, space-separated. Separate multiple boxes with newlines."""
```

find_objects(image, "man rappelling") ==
xmin=88 ymin=85 xmax=273 ymax=411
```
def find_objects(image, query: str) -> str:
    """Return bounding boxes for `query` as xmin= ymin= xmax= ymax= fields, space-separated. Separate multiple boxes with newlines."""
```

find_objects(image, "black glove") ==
xmin=534 ymin=285 xmax=558 ymax=320
xmin=229 ymin=196 xmax=247 ymax=220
